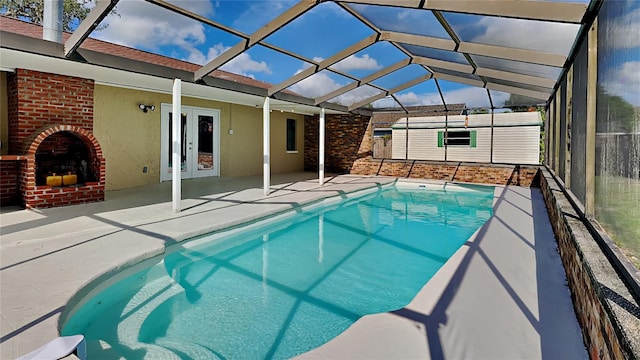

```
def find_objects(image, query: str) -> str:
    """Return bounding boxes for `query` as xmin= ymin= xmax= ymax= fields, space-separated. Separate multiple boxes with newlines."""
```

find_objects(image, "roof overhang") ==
xmin=0 ymin=31 xmax=347 ymax=116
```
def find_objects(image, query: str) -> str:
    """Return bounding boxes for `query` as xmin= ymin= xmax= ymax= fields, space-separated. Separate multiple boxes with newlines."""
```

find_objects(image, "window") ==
xmin=438 ymin=130 xmax=477 ymax=147
xmin=286 ymin=118 xmax=296 ymax=152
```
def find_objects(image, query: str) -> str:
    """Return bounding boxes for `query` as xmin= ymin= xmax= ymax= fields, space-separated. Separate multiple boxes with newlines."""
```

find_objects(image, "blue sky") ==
xmin=88 ymin=0 xmax=599 ymax=109
xmin=597 ymin=0 xmax=640 ymax=107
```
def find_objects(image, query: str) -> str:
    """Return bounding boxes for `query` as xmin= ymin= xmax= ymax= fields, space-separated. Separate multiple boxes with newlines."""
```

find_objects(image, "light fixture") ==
xmin=138 ymin=104 xmax=155 ymax=113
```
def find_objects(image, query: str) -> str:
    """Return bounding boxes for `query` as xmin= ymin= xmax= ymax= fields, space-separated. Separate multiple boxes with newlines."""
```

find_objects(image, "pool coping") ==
xmin=1 ymin=174 xmax=397 ymax=358
xmin=0 ymin=175 xmax=587 ymax=359
xmin=296 ymin=185 xmax=588 ymax=359
xmin=57 ymin=179 xmax=398 ymax=330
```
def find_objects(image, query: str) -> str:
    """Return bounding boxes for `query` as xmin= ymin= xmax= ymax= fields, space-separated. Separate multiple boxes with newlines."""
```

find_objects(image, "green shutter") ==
xmin=470 ymin=130 xmax=477 ymax=148
xmin=438 ymin=131 xmax=444 ymax=147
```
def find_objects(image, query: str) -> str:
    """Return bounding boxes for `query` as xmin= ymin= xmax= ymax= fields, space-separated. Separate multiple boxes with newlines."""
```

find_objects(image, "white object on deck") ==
xmin=16 ymin=335 xmax=86 ymax=360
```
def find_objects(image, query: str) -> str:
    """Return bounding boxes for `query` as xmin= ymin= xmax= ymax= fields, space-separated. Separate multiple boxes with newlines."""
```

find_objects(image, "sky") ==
xmin=598 ymin=0 xmax=640 ymax=107
xmin=88 ymin=0 xmax=594 ymax=110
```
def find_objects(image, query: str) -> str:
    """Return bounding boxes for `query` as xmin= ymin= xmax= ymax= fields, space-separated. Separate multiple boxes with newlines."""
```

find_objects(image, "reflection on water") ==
xmin=62 ymin=186 xmax=494 ymax=359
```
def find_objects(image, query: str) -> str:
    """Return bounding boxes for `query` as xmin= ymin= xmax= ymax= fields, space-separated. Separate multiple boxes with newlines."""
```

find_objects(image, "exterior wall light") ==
xmin=138 ymin=104 xmax=155 ymax=113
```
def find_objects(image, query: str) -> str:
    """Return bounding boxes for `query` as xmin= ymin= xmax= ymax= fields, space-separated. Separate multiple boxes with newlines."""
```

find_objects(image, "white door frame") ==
xmin=160 ymin=103 xmax=220 ymax=181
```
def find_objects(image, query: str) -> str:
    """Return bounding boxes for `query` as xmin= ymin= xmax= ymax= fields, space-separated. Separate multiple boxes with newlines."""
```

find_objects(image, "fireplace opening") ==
xmin=35 ymin=131 xmax=96 ymax=186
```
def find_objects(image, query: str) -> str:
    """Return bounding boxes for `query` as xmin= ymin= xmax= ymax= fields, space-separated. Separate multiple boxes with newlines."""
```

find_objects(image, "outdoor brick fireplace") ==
xmin=2 ymin=69 xmax=105 ymax=208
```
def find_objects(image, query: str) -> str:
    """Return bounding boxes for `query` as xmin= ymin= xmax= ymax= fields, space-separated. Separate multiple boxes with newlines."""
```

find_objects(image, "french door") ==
xmin=160 ymin=104 xmax=220 ymax=181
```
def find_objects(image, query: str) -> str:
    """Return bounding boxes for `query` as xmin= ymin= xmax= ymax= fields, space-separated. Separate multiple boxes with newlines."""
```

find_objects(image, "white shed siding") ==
xmin=393 ymin=129 xmax=445 ymax=160
xmin=492 ymin=126 xmax=540 ymax=164
xmin=392 ymin=131 xmax=406 ymax=159
xmin=447 ymin=128 xmax=491 ymax=163
xmin=409 ymin=129 xmax=444 ymax=160
xmin=388 ymin=112 xmax=541 ymax=163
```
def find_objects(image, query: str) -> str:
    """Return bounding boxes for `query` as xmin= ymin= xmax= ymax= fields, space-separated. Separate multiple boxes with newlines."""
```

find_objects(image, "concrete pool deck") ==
xmin=0 ymin=173 xmax=587 ymax=359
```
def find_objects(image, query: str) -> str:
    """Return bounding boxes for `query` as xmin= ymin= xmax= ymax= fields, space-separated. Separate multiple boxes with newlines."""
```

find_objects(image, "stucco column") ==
xmin=172 ymin=79 xmax=182 ymax=212
xmin=319 ymin=108 xmax=325 ymax=185
xmin=263 ymin=97 xmax=270 ymax=196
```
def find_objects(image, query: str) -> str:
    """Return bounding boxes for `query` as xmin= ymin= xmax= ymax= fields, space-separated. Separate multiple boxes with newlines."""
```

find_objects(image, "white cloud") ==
xmin=473 ymin=17 xmax=580 ymax=55
xmin=607 ymin=8 xmax=640 ymax=49
xmin=603 ymin=61 xmax=640 ymax=106
xmin=335 ymin=86 xmax=381 ymax=106
xmin=168 ymin=0 xmax=215 ymax=16
xmin=332 ymin=54 xmax=382 ymax=72
xmin=395 ymin=91 xmax=442 ymax=107
xmin=376 ymin=86 xmax=502 ymax=109
xmin=95 ymin=1 xmax=207 ymax=56
xmin=442 ymin=87 xmax=492 ymax=108
xmin=289 ymin=71 xmax=343 ymax=98
xmin=222 ymin=52 xmax=271 ymax=78
xmin=187 ymin=43 xmax=227 ymax=66
xmin=289 ymin=62 xmax=382 ymax=104
xmin=97 ymin=1 xmax=272 ymax=78
xmin=188 ymin=43 xmax=272 ymax=78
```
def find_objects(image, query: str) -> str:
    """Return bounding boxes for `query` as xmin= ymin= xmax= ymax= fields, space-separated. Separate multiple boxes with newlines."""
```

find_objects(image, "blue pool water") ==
xmin=62 ymin=183 xmax=494 ymax=359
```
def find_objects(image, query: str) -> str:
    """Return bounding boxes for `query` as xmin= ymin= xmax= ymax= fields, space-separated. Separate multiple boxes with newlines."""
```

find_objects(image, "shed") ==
xmin=391 ymin=112 xmax=542 ymax=164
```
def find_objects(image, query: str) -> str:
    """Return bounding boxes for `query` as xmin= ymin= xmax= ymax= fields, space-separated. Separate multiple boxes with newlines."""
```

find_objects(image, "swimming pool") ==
xmin=61 ymin=182 xmax=494 ymax=359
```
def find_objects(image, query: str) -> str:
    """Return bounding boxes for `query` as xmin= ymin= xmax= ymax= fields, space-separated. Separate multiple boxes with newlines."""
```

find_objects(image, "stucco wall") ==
xmin=94 ymin=85 xmax=304 ymax=190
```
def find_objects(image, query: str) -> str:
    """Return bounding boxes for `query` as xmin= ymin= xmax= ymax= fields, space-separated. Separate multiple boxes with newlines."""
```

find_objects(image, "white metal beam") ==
xmin=585 ymin=20 xmax=597 ymax=215
xmin=383 ymin=30 xmax=566 ymax=67
xmin=263 ymin=97 xmax=271 ymax=196
xmin=348 ymin=92 xmax=388 ymax=112
xmin=65 ymin=0 xmax=119 ymax=57
xmin=341 ymin=0 xmax=586 ymax=22
xmin=413 ymin=56 xmax=474 ymax=73
xmin=485 ymin=82 xmax=550 ymax=100
xmin=314 ymin=58 xmax=410 ymax=105
xmin=389 ymin=73 xmax=433 ymax=94
xmin=269 ymin=66 xmax=318 ymax=97
xmin=146 ymin=0 xmax=246 ymax=38
xmin=249 ymin=0 xmax=316 ymax=46
xmin=346 ymin=73 xmax=431 ymax=111
xmin=380 ymin=31 xmax=456 ymax=51
xmin=315 ymin=82 xmax=359 ymax=106
xmin=475 ymin=68 xmax=557 ymax=89
xmin=433 ymin=73 xmax=484 ymax=88
xmin=422 ymin=0 xmax=586 ymax=23
xmin=172 ymin=78 xmax=182 ymax=213
xmin=458 ymin=42 xmax=567 ymax=67
xmin=195 ymin=40 xmax=248 ymax=80
xmin=342 ymin=0 xmax=421 ymax=7
xmin=269 ymin=34 xmax=378 ymax=96
xmin=195 ymin=0 xmax=316 ymax=80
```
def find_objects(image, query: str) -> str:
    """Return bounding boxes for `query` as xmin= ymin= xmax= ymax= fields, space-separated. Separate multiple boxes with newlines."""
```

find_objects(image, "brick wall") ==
xmin=8 ymin=69 xmax=94 ymax=154
xmin=304 ymin=113 xmax=371 ymax=173
xmin=0 ymin=160 xmax=20 ymax=205
xmin=7 ymin=73 xmax=19 ymax=154
xmin=539 ymin=168 xmax=639 ymax=359
xmin=351 ymin=158 xmax=541 ymax=187
xmin=4 ymin=69 xmax=104 ymax=208
xmin=303 ymin=111 xmax=540 ymax=187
